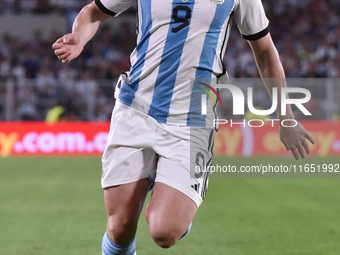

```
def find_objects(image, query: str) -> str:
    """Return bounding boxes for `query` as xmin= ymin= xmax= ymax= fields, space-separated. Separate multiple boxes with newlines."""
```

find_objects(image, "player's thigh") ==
xmin=147 ymin=155 xmax=200 ymax=231
xmin=147 ymin=182 xmax=197 ymax=239
xmin=104 ymin=178 xmax=151 ymax=220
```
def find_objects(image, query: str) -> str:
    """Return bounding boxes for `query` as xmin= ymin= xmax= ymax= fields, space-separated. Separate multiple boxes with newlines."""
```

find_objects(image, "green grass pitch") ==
xmin=0 ymin=156 xmax=339 ymax=255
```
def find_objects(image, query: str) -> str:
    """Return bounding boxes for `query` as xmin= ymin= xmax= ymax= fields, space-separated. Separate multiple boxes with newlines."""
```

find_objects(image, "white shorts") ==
xmin=101 ymin=102 xmax=214 ymax=207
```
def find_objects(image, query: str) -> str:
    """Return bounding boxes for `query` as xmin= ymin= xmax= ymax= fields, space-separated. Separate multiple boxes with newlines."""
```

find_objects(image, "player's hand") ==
xmin=279 ymin=121 xmax=315 ymax=160
xmin=52 ymin=33 xmax=84 ymax=64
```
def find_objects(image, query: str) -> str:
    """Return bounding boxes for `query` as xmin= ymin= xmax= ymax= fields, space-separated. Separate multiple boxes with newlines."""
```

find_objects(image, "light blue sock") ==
xmin=102 ymin=231 xmax=136 ymax=255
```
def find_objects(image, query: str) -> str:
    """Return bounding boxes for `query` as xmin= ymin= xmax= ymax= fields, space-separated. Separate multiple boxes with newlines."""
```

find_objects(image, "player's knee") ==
xmin=150 ymin=228 xmax=177 ymax=248
xmin=149 ymin=223 xmax=179 ymax=248
xmin=107 ymin=216 xmax=136 ymax=244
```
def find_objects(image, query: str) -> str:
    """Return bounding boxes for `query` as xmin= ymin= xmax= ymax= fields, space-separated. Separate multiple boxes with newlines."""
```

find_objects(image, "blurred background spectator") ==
xmin=0 ymin=0 xmax=339 ymax=121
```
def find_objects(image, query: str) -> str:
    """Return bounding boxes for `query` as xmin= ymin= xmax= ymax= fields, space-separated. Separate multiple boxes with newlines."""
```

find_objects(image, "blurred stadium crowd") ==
xmin=0 ymin=0 xmax=339 ymax=121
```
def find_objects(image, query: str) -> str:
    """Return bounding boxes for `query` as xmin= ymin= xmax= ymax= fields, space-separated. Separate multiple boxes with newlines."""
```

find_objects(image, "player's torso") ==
xmin=118 ymin=0 xmax=236 ymax=126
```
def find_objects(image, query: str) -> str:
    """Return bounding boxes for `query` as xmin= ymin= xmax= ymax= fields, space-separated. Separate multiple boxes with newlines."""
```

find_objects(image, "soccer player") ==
xmin=53 ymin=0 xmax=315 ymax=254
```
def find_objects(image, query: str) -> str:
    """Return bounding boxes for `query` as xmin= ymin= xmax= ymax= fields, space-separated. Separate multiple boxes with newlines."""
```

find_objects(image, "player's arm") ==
xmin=247 ymin=34 xmax=315 ymax=159
xmin=52 ymin=1 xmax=110 ymax=64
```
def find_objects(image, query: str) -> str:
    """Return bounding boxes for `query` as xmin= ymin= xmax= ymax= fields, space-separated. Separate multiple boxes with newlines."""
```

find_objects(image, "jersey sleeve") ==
xmin=233 ymin=0 xmax=269 ymax=41
xmin=95 ymin=0 xmax=134 ymax=17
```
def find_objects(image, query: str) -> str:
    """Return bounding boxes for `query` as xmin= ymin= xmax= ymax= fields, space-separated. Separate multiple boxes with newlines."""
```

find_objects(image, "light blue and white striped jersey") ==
xmin=95 ymin=0 xmax=269 ymax=126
